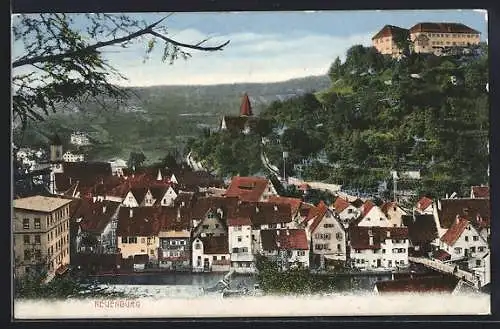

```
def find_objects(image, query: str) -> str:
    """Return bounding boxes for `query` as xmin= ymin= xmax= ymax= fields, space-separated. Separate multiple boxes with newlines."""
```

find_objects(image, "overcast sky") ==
xmin=12 ymin=9 xmax=488 ymax=87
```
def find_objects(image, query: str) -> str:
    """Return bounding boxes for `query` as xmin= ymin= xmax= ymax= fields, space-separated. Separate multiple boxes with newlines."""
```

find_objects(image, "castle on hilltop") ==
xmin=372 ymin=22 xmax=481 ymax=58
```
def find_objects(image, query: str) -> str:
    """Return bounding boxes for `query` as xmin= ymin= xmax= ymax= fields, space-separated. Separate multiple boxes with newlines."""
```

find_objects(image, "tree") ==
xmin=328 ymin=56 xmax=343 ymax=82
xmin=127 ymin=151 xmax=146 ymax=169
xmin=12 ymin=14 xmax=230 ymax=129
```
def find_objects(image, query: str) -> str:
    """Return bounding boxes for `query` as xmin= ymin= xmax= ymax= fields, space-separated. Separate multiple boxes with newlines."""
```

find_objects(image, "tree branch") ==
xmin=13 ymin=17 xmax=229 ymax=68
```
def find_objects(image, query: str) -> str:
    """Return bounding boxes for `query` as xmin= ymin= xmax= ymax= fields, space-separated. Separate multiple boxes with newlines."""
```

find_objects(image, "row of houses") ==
xmin=13 ymin=145 xmax=490 ymax=282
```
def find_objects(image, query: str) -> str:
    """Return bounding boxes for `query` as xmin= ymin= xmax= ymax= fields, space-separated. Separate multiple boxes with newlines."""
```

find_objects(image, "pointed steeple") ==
xmin=240 ymin=93 xmax=253 ymax=116
xmin=157 ymin=168 xmax=162 ymax=181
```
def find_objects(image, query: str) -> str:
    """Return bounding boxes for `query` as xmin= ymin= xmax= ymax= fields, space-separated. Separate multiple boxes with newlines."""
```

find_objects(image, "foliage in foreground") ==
xmin=14 ymin=272 xmax=125 ymax=300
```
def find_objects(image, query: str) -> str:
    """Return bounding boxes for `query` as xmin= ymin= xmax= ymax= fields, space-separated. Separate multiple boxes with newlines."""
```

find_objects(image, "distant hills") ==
xmin=15 ymin=74 xmax=331 ymax=163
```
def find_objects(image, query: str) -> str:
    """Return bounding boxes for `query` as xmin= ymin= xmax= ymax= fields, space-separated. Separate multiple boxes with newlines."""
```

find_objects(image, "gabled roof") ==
xmin=402 ymin=214 xmax=438 ymax=245
xmin=372 ymin=25 xmax=409 ymax=40
xmin=333 ymin=196 xmax=351 ymax=213
xmin=471 ymin=186 xmax=489 ymax=199
xmin=190 ymin=196 xmax=239 ymax=220
xmin=309 ymin=201 xmax=329 ymax=233
xmin=240 ymin=93 xmax=253 ymax=116
xmin=433 ymin=249 xmax=452 ymax=261
xmin=349 ymin=226 xmax=409 ymax=250
xmin=117 ymin=207 xmax=163 ymax=236
xmin=416 ymin=196 xmax=433 ymax=212
xmin=409 ymin=22 xmax=480 ymax=35
xmin=236 ymin=201 xmax=293 ymax=226
xmin=149 ymin=186 xmax=168 ymax=203
xmin=130 ymin=187 xmax=149 ymax=204
xmin=199 ymin=236 xmax=229 ymax=254
xmin=440 ymin=217 xmax=469 ymax=246
xmin=360 ymin=200 xmax=376 ymax=218
xmin=74 ymin=199 xmax=120 ymax=233
xmin=381 ymin=201 xmax=399 ymax=215
xmin=224 ymin=176 xmax=270 ymax=202
xmin=261 ymin=229 xmax=309 ymax=251
xmin=267 ymin=196 xmax=302 ymax=217
xmin=437 ymin=198 xmax=490 ymax=229
xmin=227 ymin=216 xmax=252 ymax=226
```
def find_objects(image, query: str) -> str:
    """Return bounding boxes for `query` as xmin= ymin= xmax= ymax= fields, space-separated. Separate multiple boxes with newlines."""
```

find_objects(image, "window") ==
xmin=269 ymin=224 xmax=277 ymax=229
xmin=46 ymin=218 xmax=49 ymax=226
xmin=121 ymin=237 xmax=128 ymax=243
xmin=150 ymin=250 xmax=154 ymax=255
xmin=23 ymin=218 xmax=29 ymax=230
xmin=129 ymin=237 xmax=137 ymax=244
xmin=221 ymin=256 xmax=226 ymax=260
xmin=141 ymin=238 xmax=146 ymax=244
xmin=34 ymin=235 xmax=41 ymax=244
xmin=400 ymin=260 xmax=405 ymax=265
xmin=235 ymin=226 xmax=242 ymax=231
xmin=24 ymin=250 xmax=31 ymax=260
xmin=454 ymin=247 xmax=462 ymax=254
xmin=380 ymin=217 xmax=384 ymax=221
xmin=336 ymin=232 xmax=343 ymax=241
xmin=348 ymin=209 xmax=353 ymax=214
xmin=473 ymin=236 xmax=479 ymax=241
xmin=24 ymin=235 xmax=30 ymax=244
xmin=382 ymin=249 xmax=386 ymax=254
xmin=202 ymin=225 xmax=209 ymax=229
xmin=34 ymin=249 xmax=42 ymax=260
xmin=195 ymin=243 xmax=202 ymax=250
xmin=34 ymin=218 xmax=41 ymax=229
xmin=213 ymin=256 xmax=217 ymax=260
xmin=237 ymin=236 xmax=242 ymax=242
xmin=337 ymin=244 xmax=341 ymax=251
xmin=298 ymin=250 xmax=306 ymax=256
xmin=324 ymin=223 xmax=334 ymax=228
xmin=215 ymin=224 xmax=220 ymax=229
xmin=465 ymin=236 xmax=469 ymax=242
xmin=140 ymin=249 xmax=145 ymax=253
xmin=242 ymin=247 xmax=248 ymax=253
xmin=476 ymin=260 xmax=481 ymax=266
xmin=478 ymin=247 xmax=485 ymax=252
xmin=470 ymin=247 xmax=476 ymax=253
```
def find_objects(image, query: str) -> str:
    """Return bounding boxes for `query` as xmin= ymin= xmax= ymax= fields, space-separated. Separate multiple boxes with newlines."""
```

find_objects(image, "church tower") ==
xmin=240 ymin=93 xmax=253 ymax=116
xmin=49 ymin=134 xmax=64 ymax=194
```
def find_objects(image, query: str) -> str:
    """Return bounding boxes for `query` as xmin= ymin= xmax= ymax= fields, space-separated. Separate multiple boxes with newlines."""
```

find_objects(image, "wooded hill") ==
xmin=189 ymin=43 xmax=489 ymax=200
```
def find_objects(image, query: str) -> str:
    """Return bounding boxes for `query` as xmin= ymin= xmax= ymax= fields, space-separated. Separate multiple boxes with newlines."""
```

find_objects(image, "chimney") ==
xmin=129 ymin=208 xmax=133 ymax=218
xmin=386 ymin=230 xmax=391 ymax=238
xmin=274 ymin=205 xmax=278 ymax=212
xmin=157 ymin=169 xmax=162 ymax=181
xmin=369 ymin=235 xmax=374 ymax=246
xmin=103 ymin=205 xmax=106 ymax=214
xmin=286 ymin=229 xmax=290 ymax=236
xmin=455 ymin=215 xmax=460 ymax=225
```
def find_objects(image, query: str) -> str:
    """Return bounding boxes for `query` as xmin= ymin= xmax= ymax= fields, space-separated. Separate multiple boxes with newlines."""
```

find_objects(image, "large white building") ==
xmin=227 ymin=217 xmax=256 ymax=274
xmin=70 ymin=131 xmax=91 ymax=146
xmin=63 ymin=151 xmax=85 ymax=162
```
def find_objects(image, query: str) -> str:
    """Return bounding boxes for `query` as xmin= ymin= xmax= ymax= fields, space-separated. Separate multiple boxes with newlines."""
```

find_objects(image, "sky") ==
xmin=12 ymin=9 xmax=488 ymax=87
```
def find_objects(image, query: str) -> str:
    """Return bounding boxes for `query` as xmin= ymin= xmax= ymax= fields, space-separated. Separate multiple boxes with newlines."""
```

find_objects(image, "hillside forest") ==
xmin=189 ymin=43 xmax=489 ymax=202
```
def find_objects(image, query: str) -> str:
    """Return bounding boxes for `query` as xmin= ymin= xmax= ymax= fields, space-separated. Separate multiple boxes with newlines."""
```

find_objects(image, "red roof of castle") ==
xmin=240 ymin=93 xmax=253 ymax=116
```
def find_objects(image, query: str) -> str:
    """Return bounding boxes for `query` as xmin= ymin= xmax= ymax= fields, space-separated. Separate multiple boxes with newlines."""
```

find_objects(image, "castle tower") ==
xmin=49 ymin=134 xmax=64 ymax=194
xmin=240 ymin=93 xmax=253 ymax=116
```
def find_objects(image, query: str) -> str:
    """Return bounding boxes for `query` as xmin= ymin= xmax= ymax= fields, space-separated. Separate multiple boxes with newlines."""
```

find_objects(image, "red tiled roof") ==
xmin=227 ymin=216 xmax=252 ymax=226
xmin=236 ymin=201 xmax=293 ymax=226
xmin=261 ymin=229 xmax=309 ymax=251
xmin=409 ymin=22 xmax=480 ymax=35
xmin=402 ymin=214 xmax=438 ymax=245
xmin=360 ymin=200 xmax=376 ymax=218
xmin=433 ymin=249 xmax=452 ymax=261
xmin=190 ymin=196 xmax=240 ymax=220
xmin=309 ymin=201 xmax=329 ymax=233
xmin=333 ymin=197 xmax=351 ymax=213
xmin=54 ymin=162 xmax=113 ymax=192
xmin=74 ymin=199 xmax=120 ymax=233
xmin=117 ymin=207 xmax=162 ymax=236
xmin=240 ymin=93 xmax=253 ymax=116
xmin=350 ymin=198 xmax=364 ymax=208
xmin=417 ymin=196 xmax=433 ymax=212
xmin=267 ymin=196 xmax=302 ymax=216
xmin=372 ymin=25 xmax=409 ymax=40
xmin=381 ymin=201 xmax=398 ymax=215
xmin=375 ymin=275 xmax=458 ymax=294
xmin=349 ymin=226 xmax=409 ymax=250
xmin=437 ymin=198 xmax=490 ymax=229
xmin=224 ymin=176 xmax=270 ymax=202
xmin=440 ymin=217 xmax=469 ymax=246
xmin=471 ymin=186 xmax=489 ymax=198
xmin=199 ymin=236 xmax=229 ymax=254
